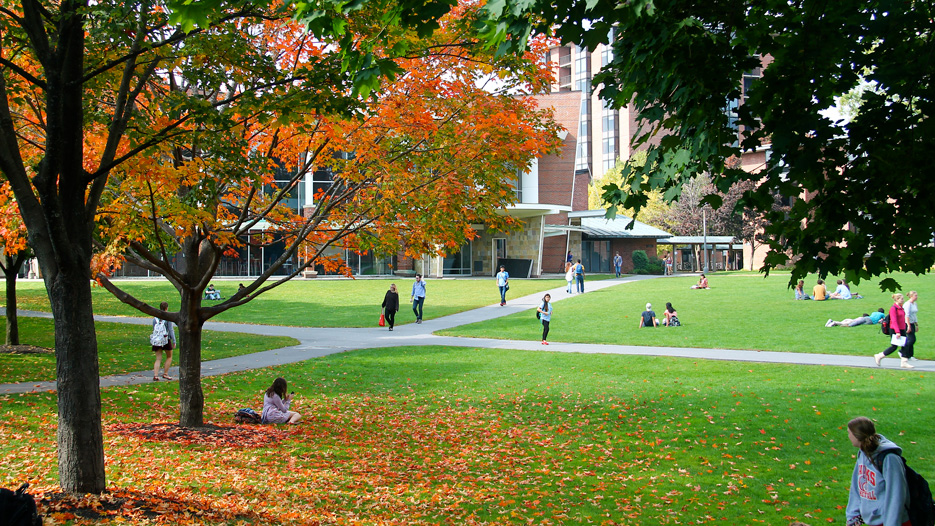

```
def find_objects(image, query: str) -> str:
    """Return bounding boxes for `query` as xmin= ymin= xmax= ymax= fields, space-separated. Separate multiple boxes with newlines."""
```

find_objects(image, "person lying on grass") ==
xmin=826 ymin=308 xmax=886 ymax=327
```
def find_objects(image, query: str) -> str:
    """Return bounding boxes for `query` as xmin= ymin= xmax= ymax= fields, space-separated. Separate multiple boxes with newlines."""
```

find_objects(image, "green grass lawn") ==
xmin=3 ymin=277 xmax=565 ymax=327
xmin=440 ymin=271 xmax=935 ymax=357
xmin=1 ymin=345 xmax=930 ymax=524
xmin=0 ymin=317 xmax=298 ymax=383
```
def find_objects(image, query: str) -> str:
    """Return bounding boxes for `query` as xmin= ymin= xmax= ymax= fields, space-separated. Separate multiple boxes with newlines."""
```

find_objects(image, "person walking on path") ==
xmin=537 ymin=293 xmax=553 ymax=345
xmin=381 ymin=284 xmax=400 ymax=331
xmin=150 ymin=301 xmax=176 ymax=381
xmin=613 ymin=252 xmax=623 ymax=278
xmin=496 ymin=265 xmax=510 ymax=306
xmin=565 ymin=262 xmax=575 ymax=294
xmin=875 ymin=293 xmax=909 ymax=368
xmin=845 ymin=416 xmax=910 ymax=526
xmin=902 ymin=290 xmax=919 ymax=365
xmin=574 ymin=259 xmax=585 ymax=293
xmin=411 ymin=274 xmax=426 ymax=324
xmin=262 ymin=377 xmax=301 ymax=424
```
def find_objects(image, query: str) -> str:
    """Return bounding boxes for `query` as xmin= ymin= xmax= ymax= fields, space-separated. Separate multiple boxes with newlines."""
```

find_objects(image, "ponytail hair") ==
xmin=848 ymin=416 xmax=880 ymax=459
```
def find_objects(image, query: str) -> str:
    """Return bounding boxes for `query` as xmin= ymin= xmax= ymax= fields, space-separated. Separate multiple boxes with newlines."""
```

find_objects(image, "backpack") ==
xmin=234 ymin=408 xmax=261 ymax=424
xmin=0 ymin=483 xmax=42 ymax=526
xmin=881 ymin=314 xmax=890 ymax=335
xmin=874 ymin=450 xmax=935 ymax=526
xmin=150 ymin=318 xmax=169 ymax=347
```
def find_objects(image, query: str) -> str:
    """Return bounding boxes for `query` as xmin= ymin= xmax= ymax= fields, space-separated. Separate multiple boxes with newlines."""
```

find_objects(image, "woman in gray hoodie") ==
xmin=846 ymin=416 xmax=910 ymax=526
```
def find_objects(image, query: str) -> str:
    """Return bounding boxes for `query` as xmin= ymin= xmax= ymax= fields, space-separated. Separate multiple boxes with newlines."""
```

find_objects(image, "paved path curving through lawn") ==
xmin=2 ymin=274 xmax=931 ymax=394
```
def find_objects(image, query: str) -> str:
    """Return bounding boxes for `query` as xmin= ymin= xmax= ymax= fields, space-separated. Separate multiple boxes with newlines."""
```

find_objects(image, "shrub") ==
xmin=632 ymin=250 xmax=649 ymax=271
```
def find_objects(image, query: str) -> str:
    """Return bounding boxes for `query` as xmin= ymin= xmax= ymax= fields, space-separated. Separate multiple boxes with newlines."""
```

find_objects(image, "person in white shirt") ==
xmin=496 ymin=265 xmax=510 ymax=306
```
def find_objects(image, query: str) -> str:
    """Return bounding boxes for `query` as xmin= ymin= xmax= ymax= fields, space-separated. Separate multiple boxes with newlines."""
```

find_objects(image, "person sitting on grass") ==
xmin=794 ymin=280 xmax=811 ymax=300
xmin=204 ymin=283 xmax=221 ymax=300
xmin=827 ymin=279 xmax=852 ymax=300
xmin=826 ymin=308 xmax=886 ymax=327
xmin=690 ymin=274 xmax=708 ymax=289
xmin=812 ymin=279 xmax=827 ymax=301
xmin=262 ymin=377 xmax=301 ymax=425
xmin=639 ymin=303 xmax=658 ymax=328
xmin=662 ymin=302 xmax=680 ymax=327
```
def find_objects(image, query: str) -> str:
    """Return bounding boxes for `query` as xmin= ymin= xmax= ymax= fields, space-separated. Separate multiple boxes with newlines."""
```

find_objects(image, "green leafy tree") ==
xmin=481 ymin=0 xmax=935 ymax=290
xmin=589 ymin=151 xmax=671 ymax=230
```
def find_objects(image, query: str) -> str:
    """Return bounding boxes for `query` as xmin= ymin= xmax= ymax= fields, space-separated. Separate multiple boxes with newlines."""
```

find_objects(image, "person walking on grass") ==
xmin=496 ymin=265 xmax=510 ymax=306
xmin=262 ymin=377 xmax=301 ymax=425
xmin=845 ymin=416 xmax=910 ymax=526
xmin=875 ymin=293 xmax=910 ymax=368
xmin=537 ymin=294 xmax=552 ymax=345
xmin=411 ymin=274 xmax=426 ymax=324
xmin=381 ymin=283 xmax=400 ymax=331
xmin=150 ymin=301 xmax=176 ymax=381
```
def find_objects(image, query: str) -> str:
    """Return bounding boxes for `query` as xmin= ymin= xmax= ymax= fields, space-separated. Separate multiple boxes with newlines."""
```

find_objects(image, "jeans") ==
xmin=576 ymin=274 xmax=584 ymax=293
xmin=567 ymin=280 xmax=574 ymax=294
xmin=615 ymin=265 xmax=621 ymax=278
xmin=499 ymin=285 xmax=507 ymax=303
xmin=412 ymin=296 xmax=424 ymax=320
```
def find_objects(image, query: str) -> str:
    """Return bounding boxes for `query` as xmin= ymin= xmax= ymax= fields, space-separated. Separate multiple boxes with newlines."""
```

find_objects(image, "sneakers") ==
xmin=541 ymin=340 xmax=549 ymax=345
xmin=388 ymin=327 xmax=393 ymax=331
xmin=825 ymin=319 xmax=834 ymax=327
xmin=874 ymin=352 xmax=884 ymax=366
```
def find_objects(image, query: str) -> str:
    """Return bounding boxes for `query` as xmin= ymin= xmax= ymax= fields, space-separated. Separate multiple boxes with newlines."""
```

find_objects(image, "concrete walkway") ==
xmin=2 ymin=274 xmax=930 ymax=394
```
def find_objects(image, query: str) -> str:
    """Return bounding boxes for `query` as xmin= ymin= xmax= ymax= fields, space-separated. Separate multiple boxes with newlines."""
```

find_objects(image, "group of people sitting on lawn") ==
xmin=639 ymin=302 xmax=680 ymax=328
xmin=795 ymin=278 xmax=862 ymax=301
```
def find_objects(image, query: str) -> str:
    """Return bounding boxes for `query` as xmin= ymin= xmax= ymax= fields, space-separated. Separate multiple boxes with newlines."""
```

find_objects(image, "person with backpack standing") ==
xmin=537 ymin=294 xmax=552 ymax=345
xmin=845 ymin=416 xmax=911 ymax=526
xmin=574 ymin=259 xmax=585 ymax=293
xmin=875 ymin=293 xmax=909 ymax=368
xmin=150 ymin=301 xmax=176 ymax=381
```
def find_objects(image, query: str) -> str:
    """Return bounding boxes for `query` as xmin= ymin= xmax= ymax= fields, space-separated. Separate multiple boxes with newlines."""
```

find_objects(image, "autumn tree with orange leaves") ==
xmin=0 ymin=0 xmax=558 ymax=494
xmin=0 ymin=0 xmax=359 ymax=494
xmin=93 ymin=2 xmax=561 ymax=429
xmin=0 ymin=182 xmax=30 ymax=345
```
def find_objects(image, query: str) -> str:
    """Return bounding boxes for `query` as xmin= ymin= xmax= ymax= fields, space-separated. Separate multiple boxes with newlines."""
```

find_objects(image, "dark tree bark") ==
xmin=0 ymin=251 xmax=28 ymax=345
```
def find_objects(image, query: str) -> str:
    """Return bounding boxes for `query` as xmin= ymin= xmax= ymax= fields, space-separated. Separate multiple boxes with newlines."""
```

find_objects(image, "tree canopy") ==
xmin=482 ymin=0 xmax=935 ymax=290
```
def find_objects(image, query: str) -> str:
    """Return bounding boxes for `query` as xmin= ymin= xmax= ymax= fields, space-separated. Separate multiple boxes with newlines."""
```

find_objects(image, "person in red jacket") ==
xmin=875 ymin=293 xmax=908 ymax=367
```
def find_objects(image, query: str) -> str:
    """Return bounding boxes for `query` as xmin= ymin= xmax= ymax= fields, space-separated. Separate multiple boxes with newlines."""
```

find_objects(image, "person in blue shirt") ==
xmin=496 ymin=265 xmax=510 ymax=306
xmin=826 ymin=308 xmax=886 ymax=327
xmin=537 ymin=293 xmax=553 ymax=345
xmin=410 ymin=274 xmax=426 ymax=324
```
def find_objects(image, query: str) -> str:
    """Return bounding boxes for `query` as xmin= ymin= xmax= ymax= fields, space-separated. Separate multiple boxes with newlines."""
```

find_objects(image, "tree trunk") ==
xmin=50 ymin=270 xmax=106 ymax=493
xmin=1 ymin=252 xmax=26 ymax=345
xmin=177 ymin=291 xmax=205 ymax=427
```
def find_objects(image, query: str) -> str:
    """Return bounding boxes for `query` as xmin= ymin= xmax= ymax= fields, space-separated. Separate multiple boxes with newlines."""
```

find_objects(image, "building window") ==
xmin=509 ymin=168 xmax=523 ymax=202
xmin=576 ymin=96 xmax=591 ymax=172
xmin=601 ymin=102 xmax=618 ymax=175
xmin=574 ymin=47 xmax=590 ymax=94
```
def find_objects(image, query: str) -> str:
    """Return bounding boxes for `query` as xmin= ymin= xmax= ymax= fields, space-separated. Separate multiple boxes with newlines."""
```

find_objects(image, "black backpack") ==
xmin=0 ymin=483 xmax=42 ymax=526
xmin=874 ymin=450 xmax=935 ymax=526
xmin=234 ymin=408 xmax=261 ymax=424
xmin=881 ymin=314 xmax=890 ymax=335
